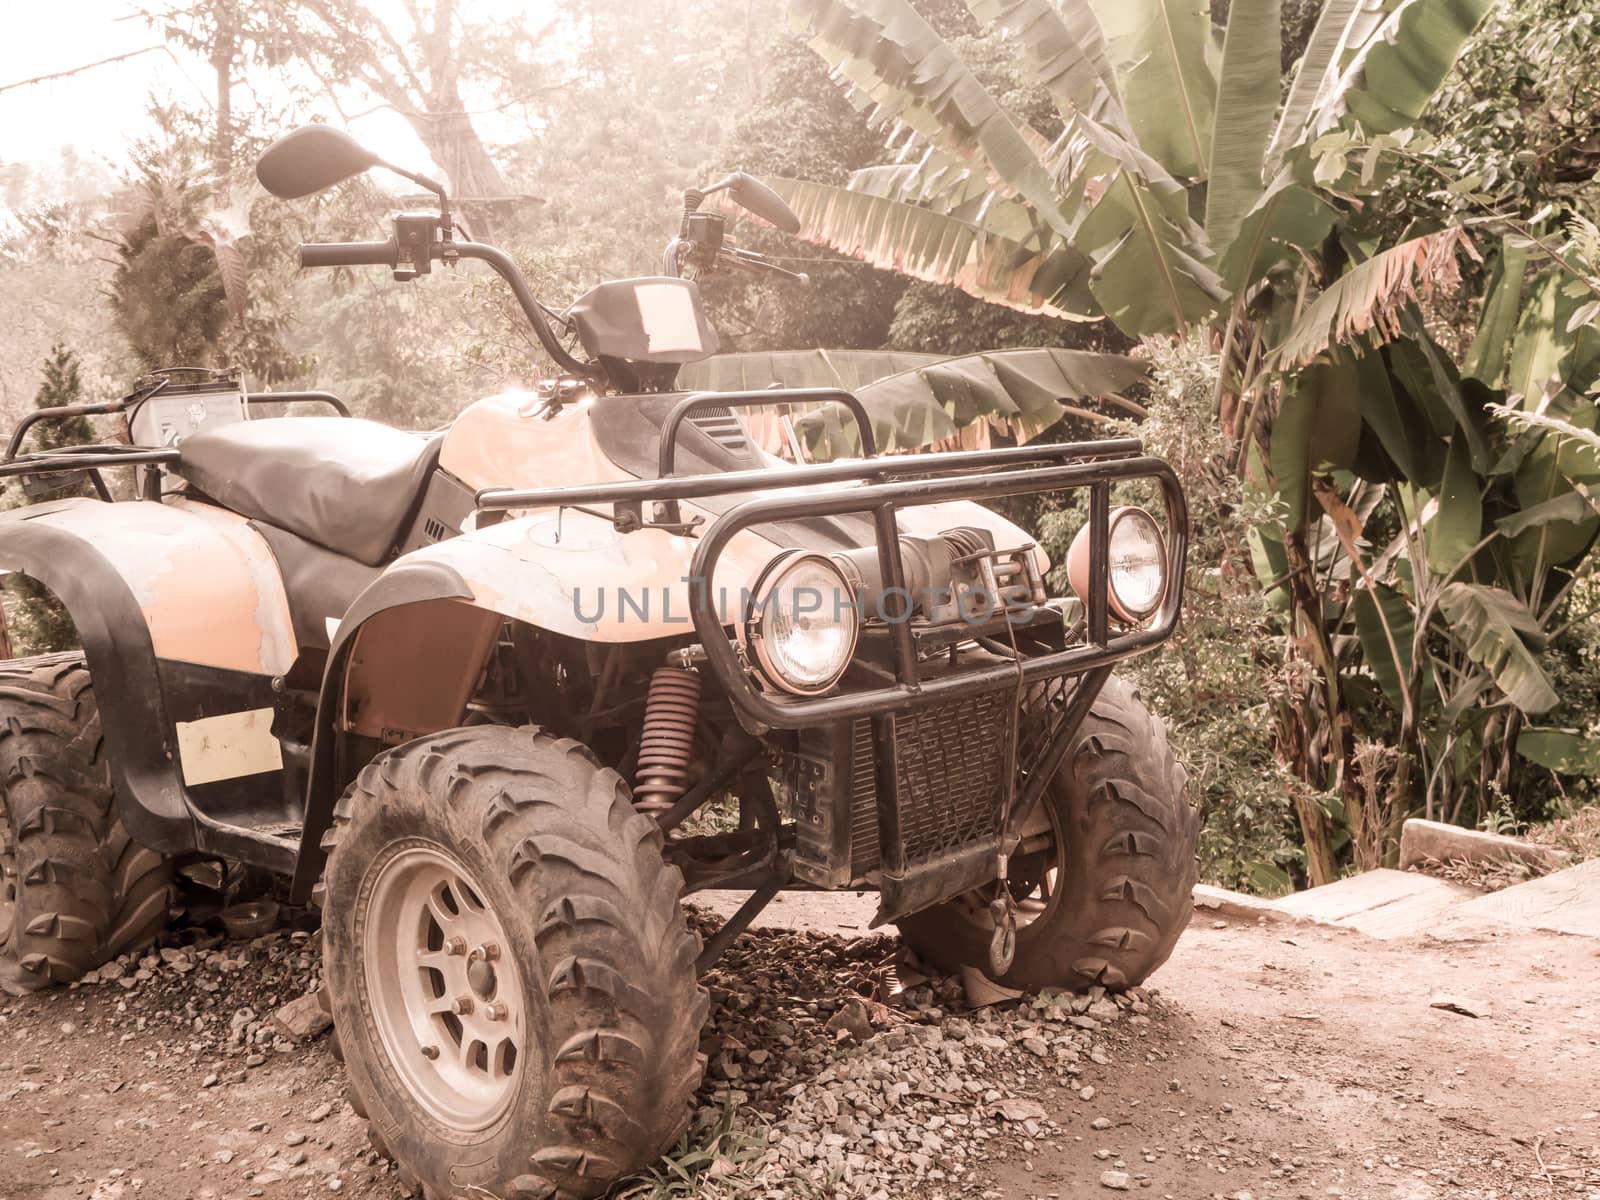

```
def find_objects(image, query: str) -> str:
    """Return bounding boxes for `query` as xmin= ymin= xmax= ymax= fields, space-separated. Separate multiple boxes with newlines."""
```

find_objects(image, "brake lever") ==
xmin=719 ymin=247 xmax=810 ymax=285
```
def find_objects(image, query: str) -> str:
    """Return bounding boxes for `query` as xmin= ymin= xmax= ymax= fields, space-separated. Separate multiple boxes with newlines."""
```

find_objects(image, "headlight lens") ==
xmin=1067 ymin=506 xmax=1167 ymax=622
xmin=741 ymin=551 xmax=859 ymax=695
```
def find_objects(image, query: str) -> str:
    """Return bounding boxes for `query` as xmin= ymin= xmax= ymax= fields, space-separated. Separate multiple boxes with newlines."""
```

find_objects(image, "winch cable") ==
xmin=987 ymin=603 xmax=1028 ymax=976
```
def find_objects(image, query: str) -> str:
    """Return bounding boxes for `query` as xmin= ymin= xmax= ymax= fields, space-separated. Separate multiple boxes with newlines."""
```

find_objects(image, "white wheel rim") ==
xmin=362 ymin=843 xmax=525 ymax=1131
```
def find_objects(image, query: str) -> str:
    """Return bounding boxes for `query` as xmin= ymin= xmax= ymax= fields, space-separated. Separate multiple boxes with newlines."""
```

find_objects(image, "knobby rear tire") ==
xmin=318 ymin=726 xmax=707 ymax=1200
xmin=0 ymin=653 xmax=171 ymax=994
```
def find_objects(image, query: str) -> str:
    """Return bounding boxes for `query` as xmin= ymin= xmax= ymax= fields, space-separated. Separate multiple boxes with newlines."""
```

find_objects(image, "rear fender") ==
xmin=0 ymin=497 xmax=299 ymax=859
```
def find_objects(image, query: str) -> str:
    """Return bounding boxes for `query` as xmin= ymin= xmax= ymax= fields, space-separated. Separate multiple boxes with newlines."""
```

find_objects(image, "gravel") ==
xmin=677 ymin=908 xmax=1163 ymax=1199
xmin=10 ymin=903 xmax=1166 ymax=1199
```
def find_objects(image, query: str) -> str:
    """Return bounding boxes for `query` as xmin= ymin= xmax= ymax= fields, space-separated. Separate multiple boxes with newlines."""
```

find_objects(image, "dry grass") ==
xmin=1410 ymin=804 xmax=1600 ymax=892
xmin=1526 ymin=804 xmax=1600 ymax=864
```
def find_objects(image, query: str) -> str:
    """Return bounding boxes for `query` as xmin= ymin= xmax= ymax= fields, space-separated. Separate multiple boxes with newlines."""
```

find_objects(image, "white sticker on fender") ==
xmin=175 ymin=707 xmax=284 ymax=787
xmin=636 ymin=282 xmax=703 ymax=354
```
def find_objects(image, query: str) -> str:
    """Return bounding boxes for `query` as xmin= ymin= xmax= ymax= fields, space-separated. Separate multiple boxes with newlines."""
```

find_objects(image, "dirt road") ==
xmin=1 ymin=899 xmax=1596 ymax=1199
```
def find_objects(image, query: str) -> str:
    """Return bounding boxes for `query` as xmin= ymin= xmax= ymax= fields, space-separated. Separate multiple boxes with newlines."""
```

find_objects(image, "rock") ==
xmin=1100 ymin=1170 xmax=1132 ymax=1190
xmin=991 ymin=1098 xmax=1046 ymax=1122
xmin=1091 ymin=1117 xmax=1112 ymax=1130
xmin=307 ymin=1102 xmax=334 ymax=1123
xmin=1080 ymin=1085 xmax=1097 ymax=1101
xmin=202 ymin=1074 xmax=220 ymax=1088
xmin=824 ymin=1000 xmax=876 ymax=1044
xmin=960 ymin=967 xmax=1023 ymax=1008
xmin=274 ymin=994 xmax=333 ymax=1043
xmin=1429 ymin=994 xmax=1489 ymax=1019
xmin=284 ymin=1132 xmax=307 ymax=1147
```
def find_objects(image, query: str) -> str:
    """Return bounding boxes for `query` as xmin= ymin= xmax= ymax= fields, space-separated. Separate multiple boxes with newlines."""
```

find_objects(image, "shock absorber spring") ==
xmin=632 ymin=666 xmax=703 ymax=814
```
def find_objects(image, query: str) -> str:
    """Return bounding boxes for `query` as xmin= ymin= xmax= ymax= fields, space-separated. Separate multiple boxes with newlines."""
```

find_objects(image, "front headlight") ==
xmin=740 ymin=551 xmax=859 ymax=695
xmin=1067 ymin=506 xmax=1167 ymax=622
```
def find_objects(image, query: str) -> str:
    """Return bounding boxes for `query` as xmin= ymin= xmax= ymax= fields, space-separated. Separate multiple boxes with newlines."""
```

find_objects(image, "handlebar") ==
xmin=299 ymin=239 xmax=398 ymax=269
xmin=295 ymin=231 xmax=592 ymax=380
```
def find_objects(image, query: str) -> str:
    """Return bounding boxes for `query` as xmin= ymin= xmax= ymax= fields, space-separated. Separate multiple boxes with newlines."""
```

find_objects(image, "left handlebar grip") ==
xmin=298 ymin=239 xmax=398 ymax=269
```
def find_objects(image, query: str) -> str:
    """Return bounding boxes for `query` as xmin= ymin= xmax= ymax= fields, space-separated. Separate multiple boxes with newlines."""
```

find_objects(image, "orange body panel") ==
xmin=3 ymin=499 xmax=296 ymax=675
xmin=425 ymin=390 xmax=1050 ymax=642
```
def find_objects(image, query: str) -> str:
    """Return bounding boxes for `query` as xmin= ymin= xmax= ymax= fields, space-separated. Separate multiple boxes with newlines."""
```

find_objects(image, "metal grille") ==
xmin=847 ymin=686 xmax=1017 ymax=873
xmin=689 ymin=406 xmax=751 ymax=453
xmin=848 ymin=720 xmax=881 ymax=874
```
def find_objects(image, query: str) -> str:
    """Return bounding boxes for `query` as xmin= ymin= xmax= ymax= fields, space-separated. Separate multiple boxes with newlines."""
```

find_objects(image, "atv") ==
xmin=0 ymin=124 xmax=1198 ymax=1199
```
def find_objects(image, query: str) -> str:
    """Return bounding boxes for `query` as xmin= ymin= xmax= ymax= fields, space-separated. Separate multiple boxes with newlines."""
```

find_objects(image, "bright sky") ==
xmin=0 ymin=1 xmax=552 ymax=184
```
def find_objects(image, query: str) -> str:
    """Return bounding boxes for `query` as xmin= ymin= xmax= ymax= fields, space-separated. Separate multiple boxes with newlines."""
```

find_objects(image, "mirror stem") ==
xmin=380 ymin=160 xmax=452 ymax=234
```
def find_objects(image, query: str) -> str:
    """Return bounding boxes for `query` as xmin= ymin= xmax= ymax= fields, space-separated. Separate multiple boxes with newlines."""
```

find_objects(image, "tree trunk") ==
xmin=212 ymin=4 xmax=236 ymax=202
xmin=400 ymin=109 xmax=508 ymax=238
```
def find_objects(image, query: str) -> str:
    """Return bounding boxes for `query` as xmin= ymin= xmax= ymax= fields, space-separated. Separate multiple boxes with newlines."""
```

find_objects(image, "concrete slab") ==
xmin=1270 ymin=868 xmax=1479 ymax=940
xmin=1398 ymin=817 xmax=1570 ymax=872
xmin=1452 ymin=858 xmax=1600 ymax=939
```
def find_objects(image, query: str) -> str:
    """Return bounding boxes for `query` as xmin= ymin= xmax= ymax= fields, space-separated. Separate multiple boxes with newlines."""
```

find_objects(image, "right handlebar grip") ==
xmin=298 ymin=239 xmax=398 ymax=269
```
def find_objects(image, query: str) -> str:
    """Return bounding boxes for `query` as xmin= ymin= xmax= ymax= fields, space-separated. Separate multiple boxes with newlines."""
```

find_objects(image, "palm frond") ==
xmin=1272 ymin=228 xmax=1475 ymax=367
xmin=769 ymin=175 xmax=1100 ymax=318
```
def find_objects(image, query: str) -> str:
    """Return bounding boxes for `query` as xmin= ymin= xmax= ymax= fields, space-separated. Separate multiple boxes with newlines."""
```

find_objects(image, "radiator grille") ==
xmin=848 ymin=719 xmax=880 ymax=874
xmin=847 ymin=686 xmax=1016 ymax=874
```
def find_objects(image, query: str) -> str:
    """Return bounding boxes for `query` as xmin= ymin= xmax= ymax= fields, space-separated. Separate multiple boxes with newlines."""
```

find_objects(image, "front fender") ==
xmin=382 ymin=508 xmax=773 ymax=642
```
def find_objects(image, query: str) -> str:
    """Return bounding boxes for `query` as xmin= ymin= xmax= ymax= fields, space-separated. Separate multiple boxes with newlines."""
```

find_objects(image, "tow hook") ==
xmin=987 ymin=856 xmax=1018 ymax=976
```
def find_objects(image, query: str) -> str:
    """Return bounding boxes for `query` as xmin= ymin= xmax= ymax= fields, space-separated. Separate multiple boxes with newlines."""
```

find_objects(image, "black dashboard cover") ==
xmin=569 ymin=277 xmax=720 ymax=365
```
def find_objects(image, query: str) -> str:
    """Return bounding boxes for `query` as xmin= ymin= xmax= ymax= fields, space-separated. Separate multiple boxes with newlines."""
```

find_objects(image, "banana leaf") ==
xmin=790 ymin=346 xmax=1149 ymax=455
xmin=1516 ymin=728 xmax=1600 ymax=776
xmin=1084 ymin=0 xmax=1218 ymax=179
xmin=1351 ymin=580 xmax=1416 ymax=714
xmin=1506 ymin=270 xmax=1588 ymax=407
xmin=676 ymin=349 xmax=946 ymax=394
xmin=1216 ymin=173 xmax=1338 ymax=296
xmin=1264 ymin=0 xmax=1362 ymax=167
xmin=1204 ymin=0 xmax=1283 ymax=252
xmin=1436 ymin=582 xmax=1558 ymax=714
xmin=1294 ymin=0 xmax=1494 ymax=145
xmin=1462 ymin=237 xmax=1530 ymax=387
xmin=791 ymin=0 xmax=1082 ymax=242
xmin=1425 ymin=437 xmax=1482 ymax=575
xmin=1269 ymin=358 xmax=1361 ymax=531
xmin=768 ymin=176 xmax=1099 ymax=318
xmin=965 ymin=0 xmax=1128 ymax=130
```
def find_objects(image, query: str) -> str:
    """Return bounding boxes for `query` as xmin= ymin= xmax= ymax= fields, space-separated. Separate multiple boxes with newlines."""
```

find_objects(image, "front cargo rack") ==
xmin=473 ymin=392 xmax=1187 ymax=730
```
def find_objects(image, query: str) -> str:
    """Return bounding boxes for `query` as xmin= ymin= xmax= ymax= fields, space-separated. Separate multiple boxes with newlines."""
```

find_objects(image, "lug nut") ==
xmin=420 ymin=1045 xmax=440 ymax=1060
xmin=483 ymin=1003 xmax=508 ymax=1022
xmin=469 ymin=942 xmax=502 ymax=964
xmin=453 ymin=996 xmax=474 ymax=1015
xmin=444 ymin=936 xmax=467 ymax=956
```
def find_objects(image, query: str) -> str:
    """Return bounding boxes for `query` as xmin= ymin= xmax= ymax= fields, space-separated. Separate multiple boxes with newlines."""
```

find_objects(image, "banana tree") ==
xmin=768 ymin=0 xmax=1493 ymax=341
xmin=1252 ymin=227 xmax=1600 ymax=869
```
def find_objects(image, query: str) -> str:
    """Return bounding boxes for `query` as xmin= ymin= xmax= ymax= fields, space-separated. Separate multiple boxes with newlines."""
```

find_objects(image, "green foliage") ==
xmin=776 ymin=0 xmax=1492 ymax=338
xmin=1 ymin=345 xmax=92 ymax=655
xmin=1096 ymin=336 xmax=1305 ymax=892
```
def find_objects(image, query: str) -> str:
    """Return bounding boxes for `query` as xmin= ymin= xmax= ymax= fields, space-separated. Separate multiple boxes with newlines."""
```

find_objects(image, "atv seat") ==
xmin=177 ymin=417 xmax=443 ymax=566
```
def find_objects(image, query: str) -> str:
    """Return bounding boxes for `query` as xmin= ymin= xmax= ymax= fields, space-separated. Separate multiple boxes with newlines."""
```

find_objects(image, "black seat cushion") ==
xmin=178 ymin=418 xmax=442 ymax=566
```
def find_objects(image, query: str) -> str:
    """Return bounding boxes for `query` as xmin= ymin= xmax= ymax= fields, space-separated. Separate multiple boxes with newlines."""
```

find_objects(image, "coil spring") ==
xmin=632 ymin=667 xmax=703 ymax=815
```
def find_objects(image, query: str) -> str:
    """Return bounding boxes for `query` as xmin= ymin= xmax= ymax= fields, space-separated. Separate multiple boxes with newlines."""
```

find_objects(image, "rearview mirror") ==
xmin=719 ymin=173 xmax=801 ymax=235
xmin=256 ymin=125 xmax=380 ymax=200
